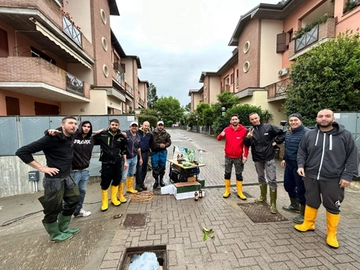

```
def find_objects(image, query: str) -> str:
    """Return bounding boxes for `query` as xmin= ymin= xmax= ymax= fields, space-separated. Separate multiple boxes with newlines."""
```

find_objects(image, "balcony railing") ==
xmin=115 ymin=71 xmax=125 ymax=85
xmin=266 ymin=78 xmax=290 ymax=100
xmin=125 ymin=82 xmax=133 ymax=96
xmin=289 ymin=18 xmax=335 ymax=59
xmin=62 ymin=15 xmax=82 ymax=47
xmin=295 ymin=25 xmax=318 ymax=52
xmin=66 ymin=72 xmax=84 ymax=96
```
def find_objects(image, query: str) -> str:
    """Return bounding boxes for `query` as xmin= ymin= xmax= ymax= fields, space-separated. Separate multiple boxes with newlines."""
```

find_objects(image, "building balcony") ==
xmin=289 ymin=17 xmax=336 ymax=60
xmin=0 ymin=1 xmax=93 ymax=68
xmin=266 ymin=78 xmax=290 ymax=102
xmin=221 ymin=85 xmax=230 ymax=93
xmin=62 ymin=15 xmax=82 ymax=47
xmin=0 ymin=57 xmax=90 ymax=102
xmin=125 ymin=82 xmax=133 ymax=97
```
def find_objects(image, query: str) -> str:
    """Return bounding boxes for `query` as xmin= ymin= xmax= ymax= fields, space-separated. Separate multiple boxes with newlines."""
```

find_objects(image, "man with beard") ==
xmin=243 ymin=112 xmax=285 ymax=214
xmin=294 ymin=109 xmax=358 ymax=249
xmin=93 ymin=119 xmax=127 ymax=211
xmin=217 ymin=114 xmax=249 ymax=199
xmin=16 ymin=116 xmax=80 ymax=242
xmin=151 ymin=121 xmax=171 ymax=189
xmin=135 ymin=121 xmax=153 ymax=191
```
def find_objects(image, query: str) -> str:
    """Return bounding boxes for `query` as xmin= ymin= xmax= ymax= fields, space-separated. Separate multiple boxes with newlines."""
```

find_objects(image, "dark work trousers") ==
xmin=303 ymin=176 xmax=344 ymax=214
xmin=283 ymin=161 xmax=306 ymax=205
xmin=136 ymin=151 xmax=149 ymax=185
xmin=100 ymin=161 xmax=122 ymax=190
xmin=38 ymin=176 xmax=80 ymax=223
xmin=224 ymin=156 xmax=244 ymax=180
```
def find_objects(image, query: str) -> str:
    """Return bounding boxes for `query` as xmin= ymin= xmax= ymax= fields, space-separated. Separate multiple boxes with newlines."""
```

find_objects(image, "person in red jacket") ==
xmin=217 ymin=114 xmax=249 ymax=199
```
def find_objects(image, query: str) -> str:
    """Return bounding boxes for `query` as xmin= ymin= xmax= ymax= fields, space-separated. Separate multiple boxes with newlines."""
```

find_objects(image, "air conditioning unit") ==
xmin=278 ymin=68 xmax=289 ymax=77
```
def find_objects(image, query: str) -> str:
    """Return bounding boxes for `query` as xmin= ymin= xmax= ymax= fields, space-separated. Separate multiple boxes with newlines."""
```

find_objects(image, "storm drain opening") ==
xmin=123 ymin=213 xmax=146 ymax=227
xmin=238 ymin=202 xmax=288 ymax=223
xmin=119 ymin=245 xmax=167 ymax=270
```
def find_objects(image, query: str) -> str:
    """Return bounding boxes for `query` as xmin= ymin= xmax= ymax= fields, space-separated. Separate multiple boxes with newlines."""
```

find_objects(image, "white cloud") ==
xmin=112 ymin=0 xmax=281 ymax=106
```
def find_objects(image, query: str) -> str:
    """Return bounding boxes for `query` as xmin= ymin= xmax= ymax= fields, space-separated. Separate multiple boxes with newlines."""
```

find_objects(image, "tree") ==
xmin=147 ymin=83 xmax=158 ymax=109
xmin=184 ymin=102 xmax=191 ymax=112
xmin=153 ymin=96 xmax=184 ymax=126
xmin=284 ymin=31 xmax=360 ymax=126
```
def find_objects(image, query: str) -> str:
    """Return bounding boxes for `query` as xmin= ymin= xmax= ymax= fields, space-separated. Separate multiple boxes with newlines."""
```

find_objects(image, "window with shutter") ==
xmin=276 ymin=32 xmax=287 ymax=53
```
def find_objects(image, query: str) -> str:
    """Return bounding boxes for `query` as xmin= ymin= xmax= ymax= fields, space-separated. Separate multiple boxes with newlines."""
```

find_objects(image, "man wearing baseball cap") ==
xmin=150 ymin=121 xmax=171 ymax=188
xmin=119 ymin=121 xmax=143 ymax=201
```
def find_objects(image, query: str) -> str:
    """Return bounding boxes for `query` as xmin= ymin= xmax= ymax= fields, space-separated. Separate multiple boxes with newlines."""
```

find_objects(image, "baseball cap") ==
xmin=129 ymin=121 xmax=138 ymax=127
xmin=157 ymin=121 xmax=164 ymax=126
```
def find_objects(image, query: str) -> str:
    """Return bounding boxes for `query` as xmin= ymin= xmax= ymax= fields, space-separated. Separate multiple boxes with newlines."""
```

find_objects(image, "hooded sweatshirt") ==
xmin=72 ymin=121 xmax=95 ymax=170
xmin=297 ymin=122 xmax=359 ymax=182
xmin=217 ymin=124 xmax=249 ymax=159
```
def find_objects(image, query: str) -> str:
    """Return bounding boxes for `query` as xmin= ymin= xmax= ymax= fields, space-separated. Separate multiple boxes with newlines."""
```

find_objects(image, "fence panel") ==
xmin=0 ymin=117 xmax=18 ymax=155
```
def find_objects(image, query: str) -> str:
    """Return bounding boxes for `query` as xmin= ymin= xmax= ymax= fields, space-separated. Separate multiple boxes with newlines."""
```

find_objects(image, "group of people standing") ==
xmin=16 ymin=118 xmax=171 ymax=242
xmin=218 ymin=109 xmax=358 ymax=249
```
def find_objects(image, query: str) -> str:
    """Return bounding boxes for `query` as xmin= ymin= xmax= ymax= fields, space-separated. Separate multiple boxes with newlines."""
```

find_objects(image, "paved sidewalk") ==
xmin=0 ymin=128 xmax=359 ymax=270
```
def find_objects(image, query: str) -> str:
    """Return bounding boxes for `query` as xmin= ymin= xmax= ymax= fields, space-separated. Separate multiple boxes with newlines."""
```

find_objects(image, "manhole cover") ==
xmin=238 ymin=202 xmax=288 ymax=223
xmin=124 ymin=213 xmax=146 ymax=227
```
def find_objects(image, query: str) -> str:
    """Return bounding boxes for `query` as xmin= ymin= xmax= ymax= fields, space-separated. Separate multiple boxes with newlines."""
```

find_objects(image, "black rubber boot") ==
xmin=135 ymin=184 xmax=144 ymax=192
xmin=141 ymin=183 xmax=148 ymax=190
xmin=153 ymin=178 xmax=159 ymax=189
xmin=159 ymin=176 xmax=165 ymax=187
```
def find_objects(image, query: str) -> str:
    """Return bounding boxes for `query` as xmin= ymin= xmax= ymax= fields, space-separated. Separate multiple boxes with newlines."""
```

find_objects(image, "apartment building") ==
xmin=0 ymin=0 xmax=147 ymax=116
xmin=193 ymin=0 xmax=359 ymax=125
xmin=189 ymin=49 xmax=238 ymax=113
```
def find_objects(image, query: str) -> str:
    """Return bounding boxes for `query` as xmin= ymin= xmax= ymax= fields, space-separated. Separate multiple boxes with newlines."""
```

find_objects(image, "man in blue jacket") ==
xmin=294 ymin=109 xmax=359 ymax=249
xmin=281 ymin=113 xmax=308 ymax=224
xmin=135 ymin=121 xmax=153 ymax=191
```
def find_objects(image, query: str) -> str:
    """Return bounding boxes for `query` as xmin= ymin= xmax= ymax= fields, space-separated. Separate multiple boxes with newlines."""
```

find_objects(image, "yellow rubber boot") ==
xmin=126 ymin=176 xmax=138 ymax=194
xmin=101 ymin=189 xmax=108 ymax=212
xmin=110 ymin=185 xmax=121 ymax=206
xmin=223 ymin=179 xmax=231 ymax=198
xmin=294 ymin=205 xmax=318 ymax=232
xmin=326 ymin=212 xmax=340 ymax=249
xmin=118 ymin=182 xmax=127 ymax=203
xmin=236 ymin=181 xmax=247 ymax=200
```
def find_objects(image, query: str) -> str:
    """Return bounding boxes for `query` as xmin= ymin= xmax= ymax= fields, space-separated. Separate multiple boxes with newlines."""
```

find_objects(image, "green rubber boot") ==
xmin=282 ymin=197 xmax=300 ymax=212
xmin=255 ymin=183 xmax=267 ymax=203
xmin=43 ymin=221 xmax=73 ymax=242
xmin=58 ymin=213 xmax=80 ymax=235
xmin=293 ymin=204 xmax=305 ymax=224
xmin=269 ymin=189 xmax=278 ymax=214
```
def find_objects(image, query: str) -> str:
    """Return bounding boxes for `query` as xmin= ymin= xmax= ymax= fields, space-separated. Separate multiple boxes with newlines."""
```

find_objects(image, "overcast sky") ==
xmin=111 ymin=0 xmax=281 ymax=107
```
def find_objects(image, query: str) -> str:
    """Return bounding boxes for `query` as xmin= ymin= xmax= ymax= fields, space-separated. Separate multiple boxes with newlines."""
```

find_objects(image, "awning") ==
xmin=35 ymin=22 xmax=92 ymax=69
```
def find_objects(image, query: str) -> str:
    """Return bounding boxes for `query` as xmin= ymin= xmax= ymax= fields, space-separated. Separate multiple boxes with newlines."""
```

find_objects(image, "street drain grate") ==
xmin=240 ymin=191 xmax=252 ymax=198
xmin=123 ymin=213 xmax=146 ymax=227
xmin=238 ymin=202 xmax=288 ymax=223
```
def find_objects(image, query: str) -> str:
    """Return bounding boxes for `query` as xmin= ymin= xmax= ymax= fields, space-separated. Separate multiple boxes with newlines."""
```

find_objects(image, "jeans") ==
xmin=72 ymin=170 xmax=90 ymax=215
xmin=121 ymin=156 xmax=138 ymax=182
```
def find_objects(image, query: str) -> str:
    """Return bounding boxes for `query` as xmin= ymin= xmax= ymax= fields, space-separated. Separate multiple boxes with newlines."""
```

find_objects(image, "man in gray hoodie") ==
xmin=294 ymin=109 xmax=359 ymax=249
